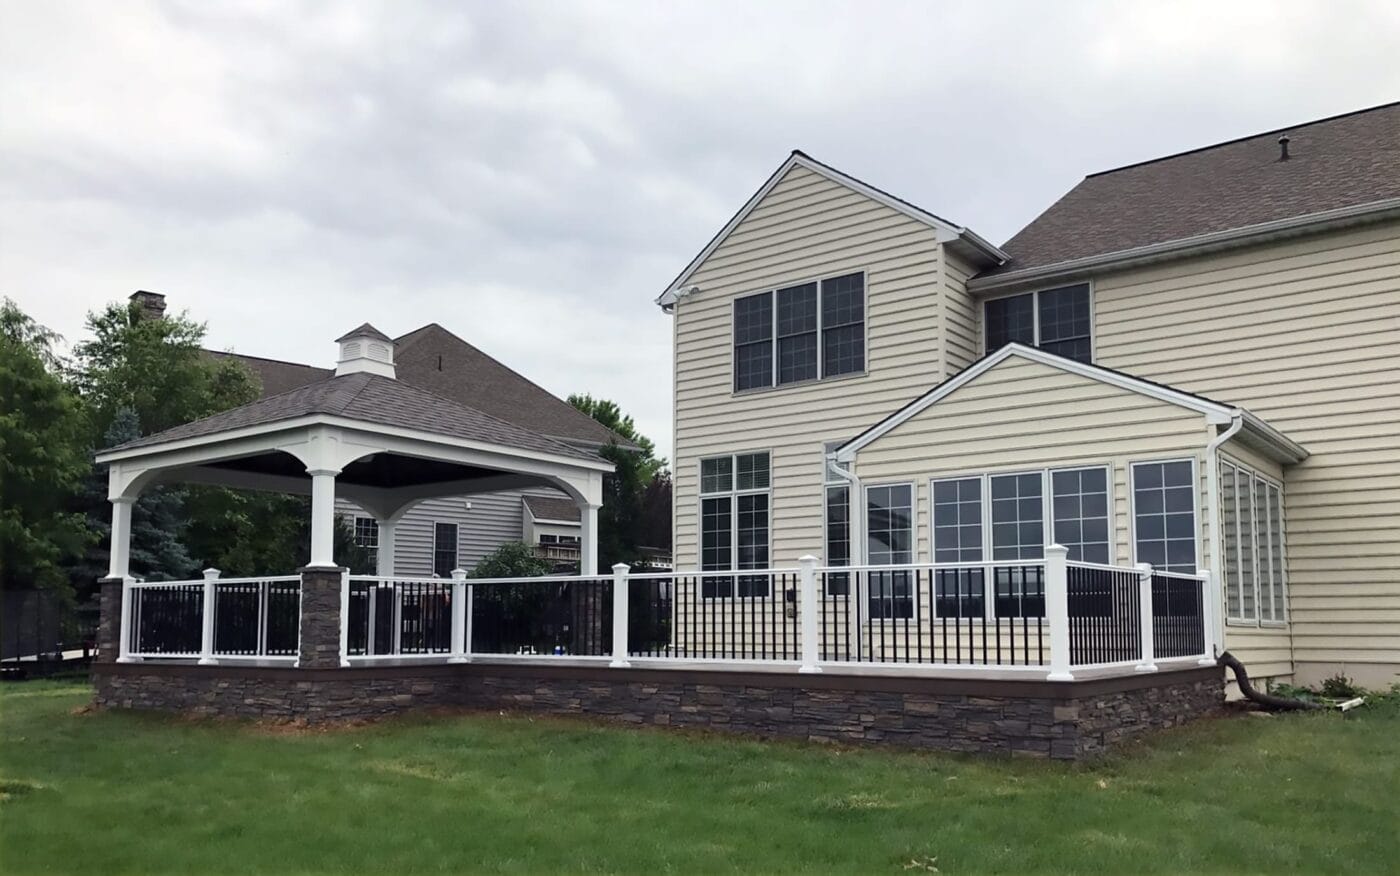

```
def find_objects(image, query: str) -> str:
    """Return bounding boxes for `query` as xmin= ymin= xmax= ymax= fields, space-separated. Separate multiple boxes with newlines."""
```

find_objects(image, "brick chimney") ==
xmin=129 ymin=290 xmax=167 ymax=322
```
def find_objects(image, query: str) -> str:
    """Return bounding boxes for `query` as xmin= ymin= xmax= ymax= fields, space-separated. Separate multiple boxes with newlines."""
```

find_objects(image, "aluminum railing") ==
xmin=119 ymin=547 xmax=1215 ymax=679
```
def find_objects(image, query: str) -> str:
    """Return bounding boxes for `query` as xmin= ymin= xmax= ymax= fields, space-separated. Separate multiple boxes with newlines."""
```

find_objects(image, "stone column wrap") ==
xmin=298 ymin=566 xmax=348 ymax=669
xmin=95 ymin=577 xmax=123 ymax=663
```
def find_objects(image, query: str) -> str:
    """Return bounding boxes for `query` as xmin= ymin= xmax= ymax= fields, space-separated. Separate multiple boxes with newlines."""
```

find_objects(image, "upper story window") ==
xmin=984 ymin=283 xmax=1092 ymax=363
xmin=734 ymin=272 xmax=865 ymax=391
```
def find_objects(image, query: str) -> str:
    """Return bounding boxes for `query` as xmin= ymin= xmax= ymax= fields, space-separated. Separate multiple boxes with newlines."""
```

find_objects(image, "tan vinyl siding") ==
xmin=673 ymin=164 xmax=953 ymax=570
xmin=1093 ymin=219 xmax=1400 ymax=687
xmin=942 ymin=250 xmax=982 ymax=374
xmin=853 ymin=356 xmax=1212 ymax=569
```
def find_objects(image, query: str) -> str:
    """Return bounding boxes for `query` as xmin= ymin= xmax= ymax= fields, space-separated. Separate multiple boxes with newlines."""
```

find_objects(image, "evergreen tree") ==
xmin=101 ymin=409 xmax=198 ymax=581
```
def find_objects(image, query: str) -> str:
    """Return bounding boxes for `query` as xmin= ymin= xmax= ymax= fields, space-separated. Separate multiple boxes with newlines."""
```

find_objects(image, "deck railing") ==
xmin=118 ymin=547 xmax=1215 ymax=679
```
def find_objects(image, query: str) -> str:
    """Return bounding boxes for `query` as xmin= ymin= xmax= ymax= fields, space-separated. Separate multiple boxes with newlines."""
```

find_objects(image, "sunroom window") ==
xmin=985 ymin=283 xmax=1092 ymax=363
xmin=1131 ymin=460 xmax=1197 ymax=574
xmin=699 ymin=452 xmax=771 ymax=597
xmin=1221 ymin=460 xmax=1287 ymax=625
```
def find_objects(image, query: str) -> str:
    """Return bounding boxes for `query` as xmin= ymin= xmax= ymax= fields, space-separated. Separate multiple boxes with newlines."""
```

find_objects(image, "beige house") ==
xmin=658 ymin=101 xmax=1400 ymax=689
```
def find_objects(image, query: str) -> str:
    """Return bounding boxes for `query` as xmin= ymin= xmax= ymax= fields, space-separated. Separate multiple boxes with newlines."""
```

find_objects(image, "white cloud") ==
xmin=2 ymin=0 xmax=1397 ymax=461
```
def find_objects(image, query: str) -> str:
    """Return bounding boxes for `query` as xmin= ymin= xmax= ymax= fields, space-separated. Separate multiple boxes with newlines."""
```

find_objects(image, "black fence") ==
xmin=1066 ymin=565 xmax=1142 ymax=666
xmin=819 ymin=566 xmax=1047 ymax=666
xmin=470 ymin=578 xmax=612 ymax=657
xmin=346 ymin=579 xmax=453 ymax=656
xmin=212 ymin=580 xmax=299 ymax=657
xmin=130 ymin=585 xmax=203 ymax=655
xmin=1152 ymin=573 xmax=1206 ymax=659
xmin=644 ymin=573 xmax=800 ymax=660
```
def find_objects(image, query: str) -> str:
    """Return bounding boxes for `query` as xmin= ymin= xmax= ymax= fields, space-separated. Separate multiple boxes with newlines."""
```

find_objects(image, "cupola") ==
xmin=334 ymin=323 xmax=395 ymax=378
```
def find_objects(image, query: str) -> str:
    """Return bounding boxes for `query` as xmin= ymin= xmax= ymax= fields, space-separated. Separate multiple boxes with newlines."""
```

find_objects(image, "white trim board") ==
xmin=656 ymin=151 xmax=1006 ymax=308
xmin=833 ymin=343 xmax=1308 ymax=465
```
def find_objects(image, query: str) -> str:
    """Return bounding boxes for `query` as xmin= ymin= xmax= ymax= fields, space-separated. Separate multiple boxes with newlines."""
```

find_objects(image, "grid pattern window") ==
xmin=1132 ymin=460 xmax=1196 ymax=574
xmin=699 ymin=452 xmax=771 ymax=598
xmin=932 ymin=477 xmax=985 ymax=618
xmin=432 ymin=522 xmax=458 ymax=578
xmin=1221 ymin=460 xmax=1287 ymax=625
xmin=776 ymin=282 xmax=818 ymax=384
xmin=1050 ymin=467 xmax=1110 ymax=564
xmin=731 ymin=272 xmax=864 ymax=391
xmin=866 ymin=484 xmax=914 ymax=619
xmin=353 ymin=516 xmax=379 ymax=571
xmin=990 ymin=473 xmax=1044 ymax=561
xmin=983 ymin=284 xmax=1092 ymax=364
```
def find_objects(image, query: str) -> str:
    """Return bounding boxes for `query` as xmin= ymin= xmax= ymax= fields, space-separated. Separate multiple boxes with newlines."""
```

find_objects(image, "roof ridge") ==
xmin=204 ymin=348 xmax=329 ymax=371
xmin=1086 ymin=99 xmax=1400 ymax=179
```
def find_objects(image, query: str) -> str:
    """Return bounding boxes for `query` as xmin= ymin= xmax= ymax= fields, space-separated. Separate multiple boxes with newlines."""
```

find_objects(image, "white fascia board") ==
xmin=969 ymin=198 xmax=1400 ymax=294
xmin=656 ymin=152 xmax=1003 ymax=307
xmin=1237 ymin=410 xmax=1310 ymax=464
xmin=533 ymin=518 xmax=581 ymax=527
xmin=835 ymin=344 xmax=1233 ymax=462
xmin=96 ymin=413 xmax=614 ymax=475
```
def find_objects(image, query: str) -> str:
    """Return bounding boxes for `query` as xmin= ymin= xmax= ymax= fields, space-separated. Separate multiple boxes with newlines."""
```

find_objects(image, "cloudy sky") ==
xmin=3 ymin=1 xmax=1397 ymax=460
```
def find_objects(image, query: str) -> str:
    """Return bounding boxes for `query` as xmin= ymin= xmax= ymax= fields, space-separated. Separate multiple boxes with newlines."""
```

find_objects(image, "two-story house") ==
xmin=659 ymin=101 xmax=1400 ymax=689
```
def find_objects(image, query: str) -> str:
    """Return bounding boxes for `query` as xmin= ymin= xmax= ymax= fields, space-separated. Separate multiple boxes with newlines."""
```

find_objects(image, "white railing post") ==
xmin=610 ymin=563 xmax=631 ymax=668
xmin=1045 ymin=544 xmax=1073 ymax=681
xmin=1196 ymin=567 xmax=1218 ymax=665
xmin=449 ymin=569 xmax=468 ymax=663
xmin=798 ymin=555 xmax=822 ymax=674
xmin=198 ymin=568 xmax=220 ymax=665
xmin=1136 ymin=562 xmax=1158 ymax=672
xmin=117 ymin=576 xmax=135 ymax=662
xmin=339 ymin=569 xmax=350 ymax=667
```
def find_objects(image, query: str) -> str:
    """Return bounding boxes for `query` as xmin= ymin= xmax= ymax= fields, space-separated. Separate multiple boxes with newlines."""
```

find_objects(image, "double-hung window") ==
xmin=1131 ymin=460 xmax=1197 ymax=574
xmin=990 ymin=473 xmax=1046 ymax=618
xmin=699 ymin=452 xmax=771 ymax=597
xmin=932 ymin=477 xmax=985 ymax=618
xmin=822 ymin=442 xmax=851 ymax=596
xmin=1220 ymin=460 xmax=1287 ymax=625
xmin=353 ymin=516 xmax=380 ymax=573
xmin=733 ymin=272 xmax=865 ymax=391
xmin=432 ymin=522 xmax=458 ymax=578
xmin=866 ymin=484 xmax=914 ymax=619
xmin=984 ymin=283 xmax=1092 ymax=363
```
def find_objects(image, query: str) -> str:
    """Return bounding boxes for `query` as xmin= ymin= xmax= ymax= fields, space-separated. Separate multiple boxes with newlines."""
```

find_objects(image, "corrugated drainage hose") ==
xmin=1218 ymin=651 xmax=1324 ymax=711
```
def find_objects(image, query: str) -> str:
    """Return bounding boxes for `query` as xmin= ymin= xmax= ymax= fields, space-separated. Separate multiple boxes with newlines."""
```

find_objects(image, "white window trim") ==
xmin=1127 ymin=457 xmax=1202 ymax=576
xmin=430 ymin=521 xmax=459 ymax=579
xmin=1220 ymin=456 xmax=1289 ymax=629
xmin=980 ymin=280 xmax=1096 ymax=362
xmin=862 ymin=480 xmax=917 ymax=619
xmin=731 ymin=269 xmax=869 ymax=395
xmin=696 ymin=450 xmax=774 ymax=596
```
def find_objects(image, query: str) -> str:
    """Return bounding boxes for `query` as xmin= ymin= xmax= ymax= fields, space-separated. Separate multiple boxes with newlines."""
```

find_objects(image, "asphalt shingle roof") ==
xmin=108 ymin=371 xmax=603 ymax=462
xmin=523 ymin=495 xmax=582 ymax=522
xmin=985 ymin=101 xmax=1400 ymax=276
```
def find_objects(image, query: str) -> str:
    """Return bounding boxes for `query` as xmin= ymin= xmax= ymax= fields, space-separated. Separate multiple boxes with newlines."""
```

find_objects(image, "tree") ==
xmin=0 ymin=299 xmax=93 ymax=596
xmin=470 ymin=541 xmax=551 ymax=579
xmin=567 ymin=394 xmax=671 ymax=568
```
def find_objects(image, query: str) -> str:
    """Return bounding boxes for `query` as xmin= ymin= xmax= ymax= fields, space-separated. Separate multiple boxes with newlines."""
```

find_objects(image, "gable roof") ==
xmin=106 ymin=370 xmax=602 ymax=462
xmin=976 ymin=101 xmax=1400 ymax=288
xmin=835 ymin=343 xmax=1307 ymax=465
xmin=205 ymin=350 xmax=332 ymax=397
xmin=523 ymin=495 xmax=582 ymax=523
xmin=391 ymin=323 xmax=631 ymax=449
xmin=655 ymin=150 xmax=1007 ymax=308
xmin=335 ymin=323 xmax=393 ymax=343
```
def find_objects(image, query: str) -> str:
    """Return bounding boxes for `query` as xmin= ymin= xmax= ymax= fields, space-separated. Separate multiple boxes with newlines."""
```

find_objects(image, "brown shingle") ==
xmin=523 ymin=495 xmax=582 ymax=522
xmin=204 ymin=350 xmax=332 ymax=397
xmin=985 ymin=101 xmax=1400 ymax=276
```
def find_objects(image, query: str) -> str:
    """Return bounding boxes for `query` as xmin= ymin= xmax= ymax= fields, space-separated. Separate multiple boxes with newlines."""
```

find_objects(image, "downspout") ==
xmin=1204 ymin=410 xmax=1244 ymax=660
xmin=826 ymin=454 xmax=864 ymax=564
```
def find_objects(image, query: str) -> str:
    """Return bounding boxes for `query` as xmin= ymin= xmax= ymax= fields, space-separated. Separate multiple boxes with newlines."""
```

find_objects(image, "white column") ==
xmin=610 ymin=562 xmax=630 ymax=668
xmin=198 ymin=567 xmax=220 ymax=665
xmin=798 ymin=554 xmax=822 ymax=674
xmin=107 ymin=498 xmax=134 ymax=579
xmin=376 ymin=518 xmax=396 ymax=577
xmin=580 ymin=503 xmax=600 ymax=576
xmin=116 ymin=576 xmax=135 ymax=663
xmin=449 ymin=568 xmax=468 ymax=663
xmin=307 ymin=469 xmax=338 ymax=568
xmin=1136 ymin=562 xmax=1158 ymax=672
xmin=1045 ymin=544 xmax=1073 ymax=681
xmin=1197 ymin=566 xmax=1219 ymax=666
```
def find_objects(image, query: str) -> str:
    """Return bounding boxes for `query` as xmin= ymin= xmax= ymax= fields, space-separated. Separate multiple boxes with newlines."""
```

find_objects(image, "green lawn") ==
xmin=1 ymin=680 xmax=1396 ymax=874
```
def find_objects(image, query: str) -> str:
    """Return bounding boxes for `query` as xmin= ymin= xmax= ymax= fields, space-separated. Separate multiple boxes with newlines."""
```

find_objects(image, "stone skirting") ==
xmin=91 ymin=662 xmax=1222 ymax=758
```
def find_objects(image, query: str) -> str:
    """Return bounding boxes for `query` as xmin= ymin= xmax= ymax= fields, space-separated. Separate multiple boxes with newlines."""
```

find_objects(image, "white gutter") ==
xmin=969 ymin=198 xmax=1400 ymax=294
xmin=826 ymin=455 xmax=865 ymax=565
xmin=1204 ymin=411 xmax=1245 ymax=660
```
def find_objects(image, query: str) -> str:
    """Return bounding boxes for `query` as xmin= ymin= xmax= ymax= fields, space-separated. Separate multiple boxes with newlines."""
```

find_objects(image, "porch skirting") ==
xmin=90 ymin=662 xmax=1222 ymax=759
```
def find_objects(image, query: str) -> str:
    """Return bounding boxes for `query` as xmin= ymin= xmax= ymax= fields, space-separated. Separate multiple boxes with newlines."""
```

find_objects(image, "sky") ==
xmin=3 ymin=1 xmax=1398 ymax=462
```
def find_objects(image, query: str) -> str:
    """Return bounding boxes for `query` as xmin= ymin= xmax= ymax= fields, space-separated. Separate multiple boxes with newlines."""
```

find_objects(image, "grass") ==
xmin=1 ymin=681 xmax=1397 ymax=874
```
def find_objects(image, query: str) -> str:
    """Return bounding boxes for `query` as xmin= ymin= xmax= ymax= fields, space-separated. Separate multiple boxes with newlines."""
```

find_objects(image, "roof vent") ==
xmin=1277 ymin=134 xmax=1291 ymax=161
xmin=334 ymin=323 xmax=395 ymax=378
